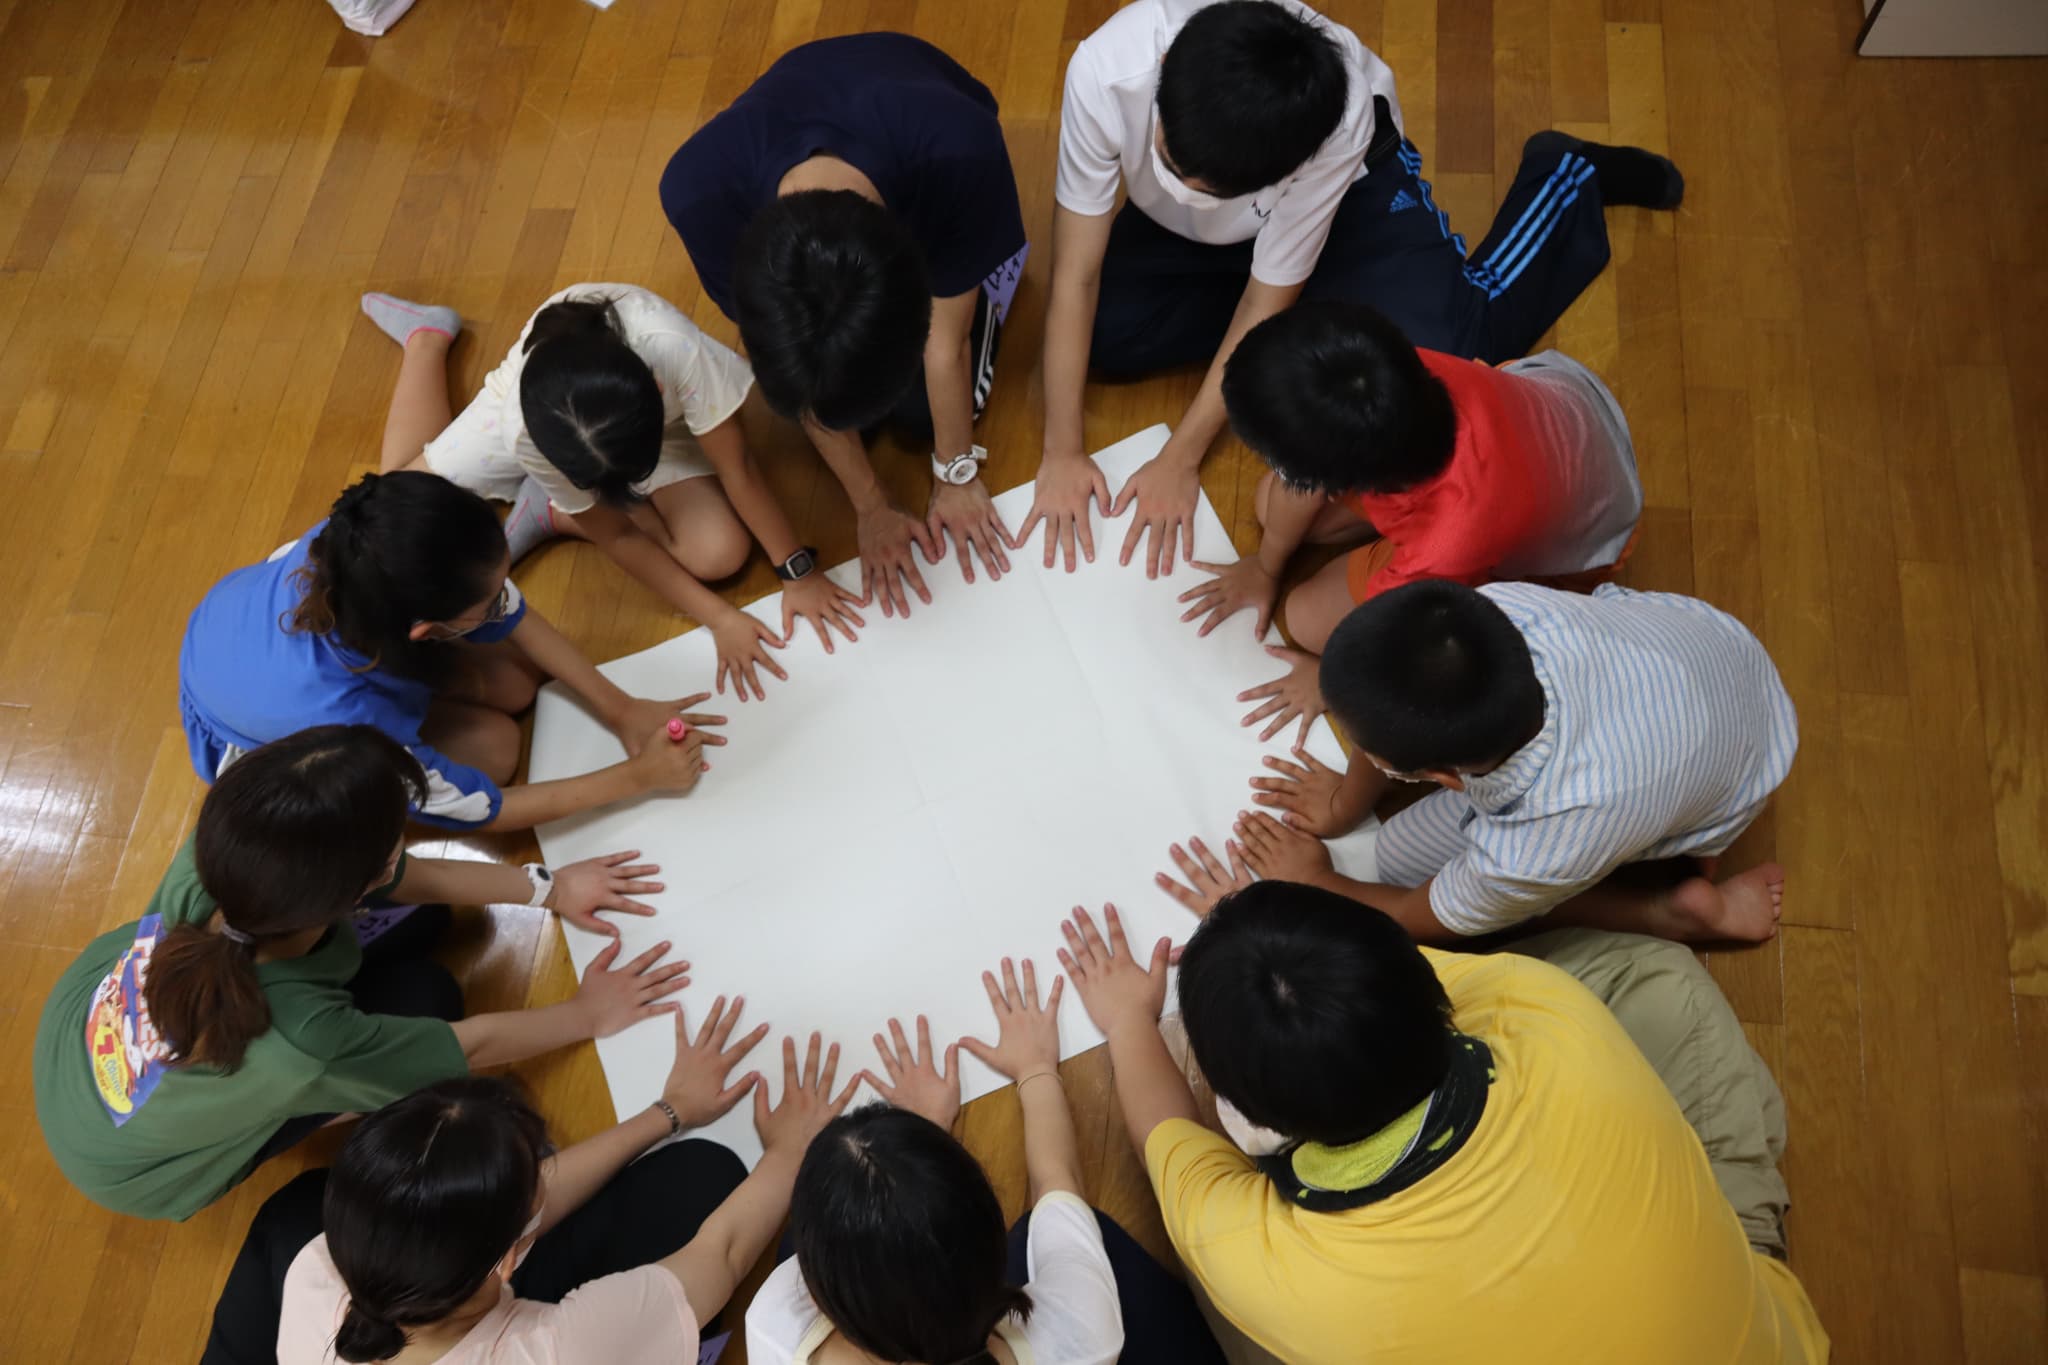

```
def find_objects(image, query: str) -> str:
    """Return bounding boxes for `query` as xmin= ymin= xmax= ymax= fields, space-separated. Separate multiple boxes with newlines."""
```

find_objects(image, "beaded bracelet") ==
xmin=651 ymin=1098 xmax=682 ymax=1136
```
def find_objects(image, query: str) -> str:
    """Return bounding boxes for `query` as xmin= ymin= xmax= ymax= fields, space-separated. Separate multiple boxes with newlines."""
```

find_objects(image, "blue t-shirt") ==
xmin=660 ymin=32 xmax=1028 ymax=321
xmin=176 ymin=523 xmax=527 ymax=829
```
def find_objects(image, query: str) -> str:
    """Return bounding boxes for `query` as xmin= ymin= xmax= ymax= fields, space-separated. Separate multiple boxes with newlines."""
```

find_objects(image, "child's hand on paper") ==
xmin=1059 ymin=905 xmax=1171 ymax=1041
xmin=960 ymin=957 xmax=1064 ymax=1081
xmin=756 ymin=1033 xmax=859 ymax=1156
xmin=710 ymin=608 xmax=789 ymax=703
xmin=1111 ymin=452 xmax=1201 ymax=579
xmin=928 ymin=478 xmax=1014 ymax=585
xmin=1178 ymin=558 xmax=1279 ymax=639
xmin=612 ymin=694 xmax=728 ymax=757
xmin=1015 ymin=451 xmax=1111 ymax=572
xmin=549 ymin=850 xmax=663 ymax=936
xmin=1237 ymin=644 xmax=1326 ymax=747
xmin=861 ymin=1014 xmax=961 ymax=1130
xmin=632 ymin=727 xmax=711 ymax=795
xmin=575 ymin=939 xmax=690 ymax=1038
xmin=1234 ymin=809 xmax=1335 ymax=887
xmin=661 ymin=995 xmax=770 ymax=1128
xmin=1250 ymin=748 xmax=1354 ymax=836
xmin=1155 ymin=835 xmax=1255 ymax=919
xmin=781 ymin=571 xmax=866 ymax=654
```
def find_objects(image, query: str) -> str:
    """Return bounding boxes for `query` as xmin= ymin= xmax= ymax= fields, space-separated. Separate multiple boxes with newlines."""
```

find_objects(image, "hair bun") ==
xmin=332 ymin=1302 xmax=408 ymax=1363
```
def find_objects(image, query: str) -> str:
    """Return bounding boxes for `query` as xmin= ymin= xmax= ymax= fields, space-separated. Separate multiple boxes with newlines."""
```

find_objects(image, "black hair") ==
xmin=1157 ymin=0 xmax=1350 ymax=199
xmin=791 ymin=1106 xmax=1031 ymax=1363
xmin=288 ymin=471 xmax=509 ymax=685
xmin=1177 ymin=881 xmax=1454 ymax=1144
xmin=148 ymin=725 xmax=427 ymax=1070
xmin=518 ymin=296 xmax=665 ymax=507
xmin=1318 ymin=580 xmax=1545 ymax=773
xmin=325 ymin=1077 xmax=555 ymax=1363
xmin=1223 ymin=301 xmax=1458 ymax=494
xmin=732 ymin=190 xmax=932 ymax=432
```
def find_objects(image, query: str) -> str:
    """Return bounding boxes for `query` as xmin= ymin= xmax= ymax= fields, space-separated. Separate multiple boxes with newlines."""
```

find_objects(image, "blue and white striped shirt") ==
xmin=1404 ymin=583 xmax=1799 ymax=936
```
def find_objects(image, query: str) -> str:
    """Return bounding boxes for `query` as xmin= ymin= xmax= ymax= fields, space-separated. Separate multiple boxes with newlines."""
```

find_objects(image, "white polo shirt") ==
xmin=1055 ymin=0 xmax=1403 ymax=288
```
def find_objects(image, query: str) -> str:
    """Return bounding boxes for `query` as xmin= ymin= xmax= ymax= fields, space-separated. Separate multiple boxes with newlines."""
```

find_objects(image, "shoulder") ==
xmin=1072 ymin=0 xmax=1171 ymax=85
xmin=147 ymin=837 xmax=216 ymax=930
xmin=745 ymin=1256 xmax=823 ymax=1362
xmin=277 ymin=1235 xmax=351 ymax=1363
xmin=541 ymin=1264 xmax=699 ymax=1354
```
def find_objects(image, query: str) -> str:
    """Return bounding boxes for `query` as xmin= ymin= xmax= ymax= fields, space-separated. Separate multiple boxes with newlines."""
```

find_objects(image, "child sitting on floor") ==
xmin=1194 ymin=301 xmax=1642 ymax=745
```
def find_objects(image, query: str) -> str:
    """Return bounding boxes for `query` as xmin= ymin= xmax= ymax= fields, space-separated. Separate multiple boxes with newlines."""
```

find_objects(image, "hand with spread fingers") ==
xmin=1178 ymin=558 xmax=1279 ymax=639
xmin=858 ymin=503 xmax=939 ymax=619
xmin=780 ymin=571 xmax=868 ymax=654
xmin=575 ymin=939 xmax=692 ymax=1038
xmin=661 ymin=994 xmax=772 ymax=1129
xmin=1154 ymin=835 xmax=1256 ymax=919
xmin=709 ymin=610 xmax=790 ymax=702
xmin=1111 ymin=454 xmax=1201 ymax=580
xmin=862 ymin=1014 xmax=962 ymax=1130
xmin=613 ymin=694 xmax=730 ymax=757
xmin=928 ymin=478 xmax=1014 ymax=585
xmin=1236 ymin=644 xmax=1326 ymax=747
xmin=960 ymin=957 xmax=1065 ymax=1083
xmin=1249 ymin=747 xmax=1356 ymax=836
xmin=1015 ymin=453 xmax=1112 ymax=572
xmin=548 ymin=851 xmax=664 ymax=938
xmin=1234 ymin=808 xmax=1336 ymax=887
xmin=755 ymin=1032 xmax=862 ymax=1155
xmin=1058 ymin=905 xmax=1172 ymax=1040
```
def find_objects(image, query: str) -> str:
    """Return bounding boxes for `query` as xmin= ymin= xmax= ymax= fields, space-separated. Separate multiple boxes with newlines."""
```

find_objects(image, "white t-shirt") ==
xmin=275 ymin=1235 xmax=702 ymax=1365
xmin=745 ymin=1191 xmax=1125 ymax=1365
xmin=1055 ymin=0 xmax=1402 ymax=287
xmin=421 ymin=283 xmax=754 ymax=514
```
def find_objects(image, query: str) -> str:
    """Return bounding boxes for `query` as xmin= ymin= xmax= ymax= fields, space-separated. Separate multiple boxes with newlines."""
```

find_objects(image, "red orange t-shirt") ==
xmin=1346 ymin=350 xmax=1641 ymax=601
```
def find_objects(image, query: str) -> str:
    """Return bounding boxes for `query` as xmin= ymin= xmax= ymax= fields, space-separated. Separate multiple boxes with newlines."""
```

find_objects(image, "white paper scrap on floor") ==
xmin=529 ymin=425 xmax=1379 ymax=1164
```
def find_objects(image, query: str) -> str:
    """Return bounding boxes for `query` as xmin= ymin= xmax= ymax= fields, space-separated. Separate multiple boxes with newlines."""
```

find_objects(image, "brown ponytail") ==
xmin=144 ymin=920 xmax=272 ymax=1069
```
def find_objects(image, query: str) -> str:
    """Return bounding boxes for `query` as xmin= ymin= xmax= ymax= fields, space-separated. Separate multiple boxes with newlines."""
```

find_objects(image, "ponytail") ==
xmin=144 ymin=920 xmax=271 ymax=1069
xmin=286 ymin=472 xmax=507 ymax=684
xmin=518 ymin=293 xmax=664 ymax=506
xmin=333 ymin=1303 xmax=408 ymax=1363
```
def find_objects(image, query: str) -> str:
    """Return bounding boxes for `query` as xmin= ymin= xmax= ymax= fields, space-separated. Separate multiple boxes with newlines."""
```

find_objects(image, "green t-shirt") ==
xmin=32 ymin=838 xmax=467 ymax=1221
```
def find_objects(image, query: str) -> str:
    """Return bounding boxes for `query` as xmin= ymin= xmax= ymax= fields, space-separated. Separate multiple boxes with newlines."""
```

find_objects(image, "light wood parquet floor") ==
xmin=1 ymin=0 xmax=2045 ymax=1360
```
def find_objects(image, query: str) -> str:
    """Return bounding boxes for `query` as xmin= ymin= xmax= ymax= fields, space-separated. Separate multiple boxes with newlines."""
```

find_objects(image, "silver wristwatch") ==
xmin=931 ymin=444 xmax=989 ymax=486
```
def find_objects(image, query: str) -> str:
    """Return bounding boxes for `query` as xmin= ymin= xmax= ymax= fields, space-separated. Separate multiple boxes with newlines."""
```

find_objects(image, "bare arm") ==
xmin=1155 ymin=276 xmax=1303 ymax=473
xmin=509 ymin=608 xmax=634 ymax=726
xmin=1256 ymin=480 xmax=1326 ymax=577
xmin=924 ymin=289 xmax=979 ymax=469
xmin=558 ymin=500 xmax=746 ymax=628
xmin=450 ymin=1000 xmax=593 ymax=1070
xmin=1039 ymin=204 xmax=1114 ymax=464
xmin=1106 ymin=1024 xmax=1202 ymax=1158
xmin=532 ymin=1106 xmax=673 ymax=1236
xmin=483 ymin=763 xmax=643 ymax=833
xmin=694 ymin=415 xmax=804 ymax=564
xmin=1020 ymin=1074 xmax=1086 ymax=1203
xmin=1308 ymin=873 xmax=1451 ymax=944
xmin=804 ymin=419 xmax=890 ymax=523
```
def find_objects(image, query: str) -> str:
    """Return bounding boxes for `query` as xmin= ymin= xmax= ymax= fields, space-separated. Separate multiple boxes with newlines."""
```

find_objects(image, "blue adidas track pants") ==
xmin=1089 ymin=130 xmax=1611 ymax=373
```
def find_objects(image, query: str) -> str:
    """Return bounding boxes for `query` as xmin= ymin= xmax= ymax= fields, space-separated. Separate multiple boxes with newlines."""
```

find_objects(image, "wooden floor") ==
xmin=1 ymin=0 xmax=2044 ymax=1359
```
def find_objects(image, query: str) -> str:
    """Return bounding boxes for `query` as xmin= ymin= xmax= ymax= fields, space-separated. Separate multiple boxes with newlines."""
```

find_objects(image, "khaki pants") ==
xmin=1170 ymin=929 xmax=1792 ymax=1365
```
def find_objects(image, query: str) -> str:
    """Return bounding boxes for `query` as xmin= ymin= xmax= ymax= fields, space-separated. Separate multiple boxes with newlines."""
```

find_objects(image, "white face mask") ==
xmin=504 ymin=1205 xmax=544 ymax=1277
xmin=1216 ymin=1095 xmax=1292 ymax=1157
xmin=1150 ymin=109 xmax=1229 ymax=211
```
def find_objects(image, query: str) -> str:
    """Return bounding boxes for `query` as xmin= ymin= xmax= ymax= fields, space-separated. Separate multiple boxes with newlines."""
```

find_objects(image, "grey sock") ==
xmin=504 ymin=477 xmax=561 ymax=564
xmin=360 ymin=291 xmax=461 ymax=346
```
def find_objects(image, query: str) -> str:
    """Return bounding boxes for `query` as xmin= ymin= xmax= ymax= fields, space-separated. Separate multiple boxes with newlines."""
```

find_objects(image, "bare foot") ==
xmin=1655 ymin=863 xmax=1784 ymax=944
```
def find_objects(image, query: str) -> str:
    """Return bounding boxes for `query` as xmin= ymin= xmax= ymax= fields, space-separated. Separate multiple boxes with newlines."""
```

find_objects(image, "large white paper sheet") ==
xmin=530 ymin=426 xmax=1378 ymax=1163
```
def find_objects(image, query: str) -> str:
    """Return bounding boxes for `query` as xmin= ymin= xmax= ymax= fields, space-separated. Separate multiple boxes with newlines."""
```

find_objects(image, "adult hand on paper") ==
xmin=1155 ymin=835 xmax=1255 ymax=919
xmin=1178 ymin=558 xmax=1279 ymax=639
xmin=1014 ymin=452 xmax=1111 ymax=572
xmin=630 ymin=726 xmax=712 ymax=797
xmin=1111 ymin=452 xmax=1200 ymax=579
xmin=756 ymin=1032 xmax=860 ymax=1156
xmin=928 ymin=478 xmax=1013 ymax=584
xmin=548 ymin=851 xmax=663 ymax=937
xmin=575 ymin=939 xmax=690 ymax=1039
xmin=661 ymin=994 xmax=771 ymax=1129
xmin=1237 ymin=644 xmax=1326 ymax=747
xmin=863 ymin=1014 xmax=961 ymax=1130
xmin=858 ymin=502 xmax=937 ymax=619
xmin=960 ymin=956 xmax=1064 ymax=1081
xmin=710 ymin=608 xmax=788 ymax=703
xmin=1250 ymin=748 xmax=1356 ymax=837
xmin=1234 ymin=809 xmax=1336 ymax=886
xmin=611 ymin=694 xmax=726 ymax=758
xmin=780 ymin=571 xmax=866 ymax=654
xmin=1058 ymin=905 xmax=1171 ymax=1041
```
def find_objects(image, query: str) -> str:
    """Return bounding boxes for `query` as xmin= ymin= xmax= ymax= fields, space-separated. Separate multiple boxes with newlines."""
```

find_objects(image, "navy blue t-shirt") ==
xmin=660 ymin=33 xmax=1027 ymax=322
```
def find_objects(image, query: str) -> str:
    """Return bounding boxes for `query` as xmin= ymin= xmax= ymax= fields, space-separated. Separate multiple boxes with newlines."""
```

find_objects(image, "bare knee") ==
xmin=1283 ymin=585 xmax=1339 ymax=654
xmin=471 ymin=711 xmax=524 ymax=783
xmin=677 ymin=519 xmax=753 ymax=582
xmin=471 ymin=653 xmax=541 ymax=715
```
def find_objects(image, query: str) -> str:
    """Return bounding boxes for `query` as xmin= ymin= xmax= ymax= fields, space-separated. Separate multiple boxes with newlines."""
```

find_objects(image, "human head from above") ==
xmin=1154 ymin=0 xmax=1350 ymax=200
xmin=1318 ymin=579 xmax=1546 ymax=788
xmin=732 ymin=189 xmax=933 ymax=433
xmin=289 ymin=470 xmax=514 ymax=681
xmin=1222 ymin=301 xmax=1458 ymax=496
xmin=518 ymin=295 xmax=666 ymax=507
xmin=1177 ymin=880 xmax=1454 ymax=1148
xmin=323 ymin=1076 xmax=555 ymax=1363
xmin=790 ymin=1104 xmax=1031 ymax=1364
xmin=144 ymin=725 xmax=427 ymax=1070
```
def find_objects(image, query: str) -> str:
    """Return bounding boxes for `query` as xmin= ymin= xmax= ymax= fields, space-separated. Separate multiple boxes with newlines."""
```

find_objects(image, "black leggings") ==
xmin=200 ymin=1139 xmax=746 ymax=1365
xmin=250 ymin=908 xmax=464 ymax=1164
